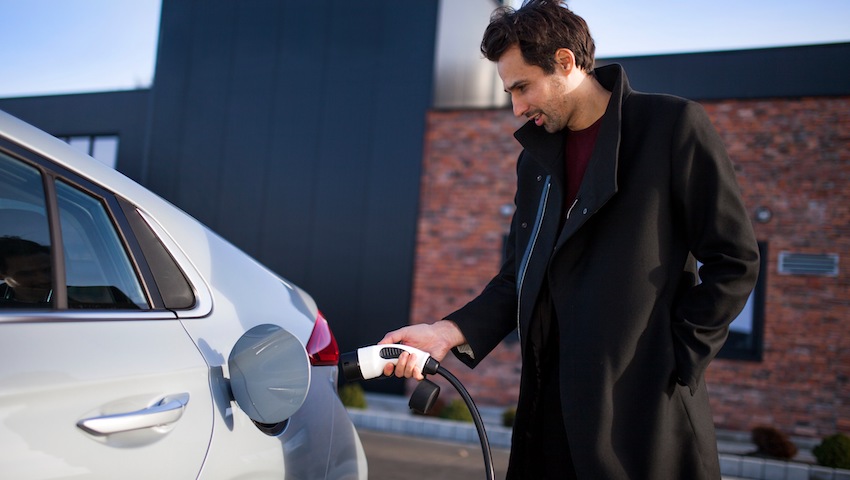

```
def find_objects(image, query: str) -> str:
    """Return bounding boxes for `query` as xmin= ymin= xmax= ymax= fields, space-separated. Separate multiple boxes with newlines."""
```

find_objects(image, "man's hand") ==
xmin=378 ymin=320 xmax=466 ymax=380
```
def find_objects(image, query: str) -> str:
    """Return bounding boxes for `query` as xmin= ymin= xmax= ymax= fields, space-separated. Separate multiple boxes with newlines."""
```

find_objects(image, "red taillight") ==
xmin=306 ymin=311 xmax=339 ymax=366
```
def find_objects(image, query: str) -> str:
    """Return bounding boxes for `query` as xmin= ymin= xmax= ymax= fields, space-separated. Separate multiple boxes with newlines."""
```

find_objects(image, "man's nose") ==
xmin=511 ymin=96 xmax=527 ymax=118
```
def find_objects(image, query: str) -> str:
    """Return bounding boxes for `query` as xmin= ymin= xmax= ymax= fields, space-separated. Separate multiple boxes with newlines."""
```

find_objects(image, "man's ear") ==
xmin=554 ymin=48 xmax=575 ymax=72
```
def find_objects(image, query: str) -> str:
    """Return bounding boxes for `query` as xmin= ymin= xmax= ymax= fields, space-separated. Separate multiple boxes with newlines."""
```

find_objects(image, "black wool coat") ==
xmin=446 ymin=64 xmax=760 ymax=479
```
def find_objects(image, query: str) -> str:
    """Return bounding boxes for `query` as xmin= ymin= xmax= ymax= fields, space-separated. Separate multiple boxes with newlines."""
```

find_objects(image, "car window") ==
xmin=0 ymin=152 xmax=147 ymax=310
xmin=55 ymin=179 xmax=147 ymax=309
xmin=0 ymin=154 xmax=53 ymax=308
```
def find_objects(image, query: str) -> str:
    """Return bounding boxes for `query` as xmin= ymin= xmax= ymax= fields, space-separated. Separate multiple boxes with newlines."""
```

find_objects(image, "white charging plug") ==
xmin=340 ymin=344 xmax=435 ymax=381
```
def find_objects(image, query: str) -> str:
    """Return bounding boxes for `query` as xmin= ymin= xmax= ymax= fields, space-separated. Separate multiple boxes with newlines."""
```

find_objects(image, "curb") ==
xmin=717 ymin=454 xmax=850 ymax=480
xmin=347 ymin=394 xmax=850 ymax=480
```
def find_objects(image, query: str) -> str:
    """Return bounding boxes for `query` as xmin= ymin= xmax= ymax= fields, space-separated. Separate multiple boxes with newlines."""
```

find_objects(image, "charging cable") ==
xmin=341 ymin=345 xmax=495 ymax=480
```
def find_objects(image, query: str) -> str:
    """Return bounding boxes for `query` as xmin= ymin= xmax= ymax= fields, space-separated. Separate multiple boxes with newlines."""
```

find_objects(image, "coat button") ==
xmin=582 ymin=208 xmax=588 ymax=215
xmin=536 ymin=175 xmax=542 ymax=181
xmin=521 ymin=222 xmax=528 ymax=228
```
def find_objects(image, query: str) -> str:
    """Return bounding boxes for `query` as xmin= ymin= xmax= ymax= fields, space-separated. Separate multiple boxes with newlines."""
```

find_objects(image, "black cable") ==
xmin=436 ymin=365 xmax=495 ymax=480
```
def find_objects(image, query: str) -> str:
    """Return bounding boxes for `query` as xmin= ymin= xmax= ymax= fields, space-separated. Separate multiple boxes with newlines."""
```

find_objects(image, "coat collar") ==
xmin=578 ymin=63 xmax=629 ymax=212
xmin=513 ymin=63 xmax=631 ymax=220
xmin=513 ymin=63 xmax=630 ymax=171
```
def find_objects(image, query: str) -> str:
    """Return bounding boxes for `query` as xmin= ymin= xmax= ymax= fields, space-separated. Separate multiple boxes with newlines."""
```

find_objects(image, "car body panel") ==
xmin=198 ymin=365 xmax=367 ymax=479
xmin=0 ymin=318 xmax=212 ymax=478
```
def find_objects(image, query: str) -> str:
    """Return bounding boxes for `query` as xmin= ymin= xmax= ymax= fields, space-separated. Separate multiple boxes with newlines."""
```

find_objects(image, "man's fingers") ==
xmin=378 ymin=331 xmax=401 ymax=345
xmin=408 ymin=354 xmax=420 ymax=378
xmin=395 ymin=352 xmax=410 ymax=378
xmin=380 ymin=351 xmax=425 ymax=381
xmin=401 ymin=353 xmax=425 ymax=381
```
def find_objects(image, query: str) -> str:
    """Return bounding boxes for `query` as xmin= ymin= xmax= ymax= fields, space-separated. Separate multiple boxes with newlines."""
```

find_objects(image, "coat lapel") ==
xmin=556 ymin=65 xmax=629 ymax=249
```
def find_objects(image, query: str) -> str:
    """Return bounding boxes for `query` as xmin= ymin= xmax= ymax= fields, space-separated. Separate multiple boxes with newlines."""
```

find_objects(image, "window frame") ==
xmin=0 ymin=137 xmax=171 ymax=312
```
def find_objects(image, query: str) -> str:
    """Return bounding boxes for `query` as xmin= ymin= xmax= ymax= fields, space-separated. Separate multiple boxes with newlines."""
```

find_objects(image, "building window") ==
xmin=60 ymin=135 xmax=119 ymax=169
xmin=717 ymin=241 xmax=768 ymax=361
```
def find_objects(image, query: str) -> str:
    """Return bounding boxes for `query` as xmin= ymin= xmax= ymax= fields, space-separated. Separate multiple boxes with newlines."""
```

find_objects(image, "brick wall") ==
xmin=704 ymin=97 xmax=850 ymax=438
xmin=410 ymin=98 xmax=850 ymax=438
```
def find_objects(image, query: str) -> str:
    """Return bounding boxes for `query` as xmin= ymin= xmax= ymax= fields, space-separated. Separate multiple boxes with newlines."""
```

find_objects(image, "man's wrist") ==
xmin=435 ymin=319 xmax=466 ymax=348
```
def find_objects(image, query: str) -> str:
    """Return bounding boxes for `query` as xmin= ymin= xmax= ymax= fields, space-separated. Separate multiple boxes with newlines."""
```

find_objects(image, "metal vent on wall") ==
xmin=778 ymin=252 xmax=839 ymax=276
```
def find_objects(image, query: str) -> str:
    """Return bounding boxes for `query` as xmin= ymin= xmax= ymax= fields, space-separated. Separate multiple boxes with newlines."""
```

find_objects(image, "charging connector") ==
xmin=340 ymin=344 xmax=438 ymax=381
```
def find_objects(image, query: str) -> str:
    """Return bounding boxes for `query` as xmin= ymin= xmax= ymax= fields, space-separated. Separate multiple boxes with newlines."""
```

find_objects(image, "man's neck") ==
xmin=567 ymin=74 xmax=612 ymax=131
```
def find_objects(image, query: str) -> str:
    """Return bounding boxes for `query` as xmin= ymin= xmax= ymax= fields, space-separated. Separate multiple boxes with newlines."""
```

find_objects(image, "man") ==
xmin=381 ymin=1 xmax=760 ymax=478
xmin=0 ymin=236 xmax=52 ymax=306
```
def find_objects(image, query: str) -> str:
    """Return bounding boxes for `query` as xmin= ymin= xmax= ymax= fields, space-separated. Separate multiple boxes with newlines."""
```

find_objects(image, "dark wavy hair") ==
xmin=481 ymin=0 xmax=596 ymax=75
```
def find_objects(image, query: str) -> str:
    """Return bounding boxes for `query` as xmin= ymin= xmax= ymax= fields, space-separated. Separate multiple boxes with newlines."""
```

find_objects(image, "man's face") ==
xmin=498 ymin=45 xmax=574 ymax=133
xmin=1 ymin=252 xmax=52 ymax=302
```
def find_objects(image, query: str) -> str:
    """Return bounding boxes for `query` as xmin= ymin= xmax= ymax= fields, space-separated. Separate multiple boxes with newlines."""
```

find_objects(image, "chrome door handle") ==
xmin=77 ymin=393 xmax=190 ymax=436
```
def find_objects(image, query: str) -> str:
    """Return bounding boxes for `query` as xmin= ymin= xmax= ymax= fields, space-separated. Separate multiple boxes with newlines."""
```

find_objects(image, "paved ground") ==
xmin=358 ymin=429 xmax=510 ymax=480
xmin=350 ymin=393 xmax=819 ymax=479
xmin=357 ymin=428 xmax=748 ymax=480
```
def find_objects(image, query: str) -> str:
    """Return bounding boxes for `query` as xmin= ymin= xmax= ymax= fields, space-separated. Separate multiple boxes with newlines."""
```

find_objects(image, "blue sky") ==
xmin=1 ymin=0 xmax=162 ymax=98
xmin=570 ymin=0 xmax=850 ymax=57
xmin=1 ymin=0 xmax=849 ymax=98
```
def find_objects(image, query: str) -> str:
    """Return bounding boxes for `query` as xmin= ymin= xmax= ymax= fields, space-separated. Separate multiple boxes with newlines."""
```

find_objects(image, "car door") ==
xmin=0 ymin=146 xmax=214 ymax=478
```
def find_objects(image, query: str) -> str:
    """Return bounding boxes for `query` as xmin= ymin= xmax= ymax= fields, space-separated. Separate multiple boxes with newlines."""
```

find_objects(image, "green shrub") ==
xmin=813 ymin=433 xmax=850 ymax=469
xmin=439 ymin=398 xmax=473 ymax=423
xmin=338 ymin=383 xmax=367 ymax=409
xmin=502 ymin=407 xmax=516 ymax=427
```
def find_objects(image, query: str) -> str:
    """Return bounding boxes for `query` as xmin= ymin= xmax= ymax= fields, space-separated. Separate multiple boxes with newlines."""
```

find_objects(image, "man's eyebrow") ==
xmin=504 ymin=80 xmax=525 ymax=93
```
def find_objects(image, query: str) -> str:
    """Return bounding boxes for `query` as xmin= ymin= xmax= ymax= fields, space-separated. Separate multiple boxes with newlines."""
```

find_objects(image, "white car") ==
xmin=0 ymin=109 xmax=367 ymax=479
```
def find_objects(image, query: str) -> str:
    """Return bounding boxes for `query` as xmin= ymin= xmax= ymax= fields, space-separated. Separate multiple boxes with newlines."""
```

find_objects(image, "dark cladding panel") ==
xmin=324 ymin=2 xmax=437 ymax=366
xmin=215 ymin=2 xmax=281 ymax=253
xmin=144 ymin=1 xmax=439 ymax=385
xmin=146 ymin=1 xmax=240 ymax=229
xmin=304 ymin=2 xmax=385 ymax=335
xmin=355 ymin=1 xmax=438 ymax=347
xmin=144 ymin=0 xmax=194 ymax=202
xmin=599 ymin=43 xmax=850 ymax=100
xmin=171 ymin=1 xmax=239 ymax=230
xmin=260 ymin=0 xmax=332 ymax=284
